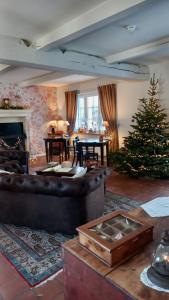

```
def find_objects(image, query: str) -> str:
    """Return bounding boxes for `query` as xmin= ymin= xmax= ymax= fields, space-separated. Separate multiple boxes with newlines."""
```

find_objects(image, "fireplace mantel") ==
xmin=0 ymin=109 xmax=31 ymax=151
xmin=0 ymin=109 xmax=31 ymax=118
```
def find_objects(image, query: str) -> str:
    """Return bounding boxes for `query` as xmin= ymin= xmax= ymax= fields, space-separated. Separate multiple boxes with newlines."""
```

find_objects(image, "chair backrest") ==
xmin=51 ymin=141 xmax=63 ymax=155
xmin=73 ymin=137 xmax=80 ymax=151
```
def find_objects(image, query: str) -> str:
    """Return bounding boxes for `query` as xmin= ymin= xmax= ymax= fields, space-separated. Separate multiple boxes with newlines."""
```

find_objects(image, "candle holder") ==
xmin=147 ymin=230 xmax=169 ymax=289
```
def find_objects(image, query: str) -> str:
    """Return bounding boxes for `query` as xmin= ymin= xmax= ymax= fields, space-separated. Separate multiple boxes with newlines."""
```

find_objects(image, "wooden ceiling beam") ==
xmin=0 ymin=36 xmax=149 ymax=81
xmin=105 ymin=36 xmax=169 ymax=63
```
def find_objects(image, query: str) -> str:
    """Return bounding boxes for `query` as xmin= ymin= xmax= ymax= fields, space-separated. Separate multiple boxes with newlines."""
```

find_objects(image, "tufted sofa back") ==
xmin=0 ymin=168 xmax=108 ymax=234
xmin=0 ymin=168 xmax=107 ymax=196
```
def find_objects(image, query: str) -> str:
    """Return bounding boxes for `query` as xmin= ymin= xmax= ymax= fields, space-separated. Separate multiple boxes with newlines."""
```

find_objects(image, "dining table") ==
xmin=44 ymin=136 xmax=70 ymax=163
xmin=77 ymin=138 xmax=110 ymax=166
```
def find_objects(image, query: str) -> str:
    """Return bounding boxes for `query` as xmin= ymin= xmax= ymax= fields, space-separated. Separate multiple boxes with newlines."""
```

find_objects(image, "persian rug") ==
xmin=0 ymin=192 xmax=140 ymax=287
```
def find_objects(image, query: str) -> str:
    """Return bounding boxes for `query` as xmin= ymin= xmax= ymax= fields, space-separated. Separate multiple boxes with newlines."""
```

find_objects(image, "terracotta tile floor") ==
xmin=0 ymin=170 xmax=169 ymax=299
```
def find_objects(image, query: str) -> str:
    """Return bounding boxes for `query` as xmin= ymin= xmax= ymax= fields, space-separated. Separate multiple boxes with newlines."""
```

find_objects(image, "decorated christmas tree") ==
xmin=111 ymin=74 xmax=169 ymax=178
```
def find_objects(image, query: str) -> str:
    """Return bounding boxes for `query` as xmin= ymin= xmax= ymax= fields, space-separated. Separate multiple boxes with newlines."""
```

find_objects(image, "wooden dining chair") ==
xmin=72 ymin=140 xmax=99 ymax=166
xmin=84 ymin=146 xmax=99 ymax=162
xmin=49 ymin=141 xmax=64 ymax=163
xmin=72 ymin=138 xmax=83 ymax=166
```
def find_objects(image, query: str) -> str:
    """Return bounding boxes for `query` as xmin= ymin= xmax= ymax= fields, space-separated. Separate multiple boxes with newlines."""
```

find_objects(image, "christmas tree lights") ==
xmin=110 ymin=74 xmax=169 ymax=178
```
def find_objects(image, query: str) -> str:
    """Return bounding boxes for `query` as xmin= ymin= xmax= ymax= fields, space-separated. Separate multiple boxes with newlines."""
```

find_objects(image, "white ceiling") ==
xmin=0 ymin=67 xmax=51 ymax=83
xmin=0 ymin=0 xmax=169 ymax=85
xmin=0 ymin=0 xmax=104 ymax=41
xmin=39 ymin=74 xmax=96 ymax=87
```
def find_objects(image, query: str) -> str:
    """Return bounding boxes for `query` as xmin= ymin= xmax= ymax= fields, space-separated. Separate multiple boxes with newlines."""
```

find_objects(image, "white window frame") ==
xmin=74 ymin=91 xmax=103 ymax=133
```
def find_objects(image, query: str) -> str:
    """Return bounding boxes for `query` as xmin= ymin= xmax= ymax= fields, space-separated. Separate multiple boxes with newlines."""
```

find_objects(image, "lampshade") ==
xmin=65 ymin=121 xmax=70 ymax=126
xmin=103 ymin=121 xmax=109 ymax=127
xmin=56 ymin=115 xmax=63 ymax=121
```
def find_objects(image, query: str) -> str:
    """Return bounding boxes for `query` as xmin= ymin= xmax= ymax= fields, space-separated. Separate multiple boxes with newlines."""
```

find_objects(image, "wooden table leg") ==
xmin=64 ymin=140 xmax=67 ymax=160
xmin=106 ymin=142 xmax=109 ymax=166
xmin=49 ymin=141 xmax=53 ymax=162
xmin=100 ymin=145 xmax=104 ymax=165
xmin=45 ymin=140 xmax=49 ymax=163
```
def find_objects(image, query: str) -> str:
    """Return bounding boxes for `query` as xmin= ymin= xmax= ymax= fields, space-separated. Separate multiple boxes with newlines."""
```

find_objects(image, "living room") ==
xmin=0 ymin=1 xmax=169 ymax=300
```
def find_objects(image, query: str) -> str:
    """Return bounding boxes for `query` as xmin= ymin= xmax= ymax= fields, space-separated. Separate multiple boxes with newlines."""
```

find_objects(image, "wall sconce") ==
xmin=147 ymin=230 xmax=169 ymax=289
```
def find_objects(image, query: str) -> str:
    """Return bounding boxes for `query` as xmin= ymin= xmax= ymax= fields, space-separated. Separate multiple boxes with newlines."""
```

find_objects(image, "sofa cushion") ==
xmin=72 ymin=167 xmax=88 ymax=178
xmin=0 ymin=156 xmax=8 ymax=163
xmin=0 ymin=169 xmax=14 ymax=174
xmin=0 ymin=150 xmax=29 ymax=174
xmin=0 ymin=160 xmax=24 ymax=174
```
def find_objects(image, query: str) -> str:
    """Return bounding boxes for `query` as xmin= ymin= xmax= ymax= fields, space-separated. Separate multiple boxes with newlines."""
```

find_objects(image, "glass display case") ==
xmin=77 ymin=210 xmax=154 ymax=267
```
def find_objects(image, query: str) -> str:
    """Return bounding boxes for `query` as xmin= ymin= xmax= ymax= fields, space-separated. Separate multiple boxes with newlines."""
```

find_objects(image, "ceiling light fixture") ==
xmin=125 ymin=25 xmax=137 ymax=32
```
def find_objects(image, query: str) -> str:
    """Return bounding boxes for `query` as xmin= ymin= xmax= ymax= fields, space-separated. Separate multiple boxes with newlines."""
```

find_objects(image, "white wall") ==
xmin=117 ymin=80 xmax=148 ymax=146
xmin=149 ymin=61 xmax=169 ymax=116
xmin=56 ymin=86 xmax=67 ymax=119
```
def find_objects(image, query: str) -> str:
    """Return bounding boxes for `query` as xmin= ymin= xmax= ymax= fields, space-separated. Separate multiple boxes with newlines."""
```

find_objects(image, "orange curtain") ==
xmin=65 ymin=90 xmax=77 ymax=136
xmin=98 ymin=84 xmax=119 ymax=152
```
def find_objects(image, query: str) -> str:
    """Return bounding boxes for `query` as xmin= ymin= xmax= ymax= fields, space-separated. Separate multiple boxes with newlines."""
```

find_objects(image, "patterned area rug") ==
xmin=0 ymin=192 xmax=140 ymax=286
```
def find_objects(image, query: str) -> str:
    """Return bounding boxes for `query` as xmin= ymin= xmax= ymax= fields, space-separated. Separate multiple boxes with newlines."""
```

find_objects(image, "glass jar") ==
xmin=147 ymin=230 xmax=169 ymax=289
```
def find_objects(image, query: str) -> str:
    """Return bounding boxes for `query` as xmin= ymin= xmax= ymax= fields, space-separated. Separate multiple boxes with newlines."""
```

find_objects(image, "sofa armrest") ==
xmin=0 ymin=150 xmax=29 ymax=173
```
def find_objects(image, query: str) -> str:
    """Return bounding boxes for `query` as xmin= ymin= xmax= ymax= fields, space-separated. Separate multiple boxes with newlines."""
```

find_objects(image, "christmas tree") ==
xmin=111 ymin=74 xmax=169 ymax=178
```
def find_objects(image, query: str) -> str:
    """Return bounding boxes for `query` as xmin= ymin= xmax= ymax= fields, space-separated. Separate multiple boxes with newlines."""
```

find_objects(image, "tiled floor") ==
xmin=0 ymin=170 xmax=169 ymax=299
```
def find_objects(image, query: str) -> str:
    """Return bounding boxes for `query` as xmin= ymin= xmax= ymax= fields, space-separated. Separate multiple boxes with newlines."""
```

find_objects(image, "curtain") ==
xmin=65 ymin=90 xmax=77 ymax=136
xmin=98 ymin=84 xmax=119 ymax=152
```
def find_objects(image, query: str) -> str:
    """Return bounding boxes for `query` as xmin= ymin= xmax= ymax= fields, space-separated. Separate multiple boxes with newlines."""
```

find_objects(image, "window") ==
xmin=75 ymin=92 xmax=103 ymax=133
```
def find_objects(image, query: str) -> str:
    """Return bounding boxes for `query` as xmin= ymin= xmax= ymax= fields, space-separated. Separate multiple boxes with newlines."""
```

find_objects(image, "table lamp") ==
xmin=103 ymin=121 xmax=109 ymax=136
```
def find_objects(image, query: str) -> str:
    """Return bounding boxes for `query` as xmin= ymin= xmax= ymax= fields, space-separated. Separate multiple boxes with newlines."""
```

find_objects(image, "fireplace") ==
xmin=0 ymin=109 xmax=31 ymax=151
xmin=0 ymin=122 xmax=26 ymax=150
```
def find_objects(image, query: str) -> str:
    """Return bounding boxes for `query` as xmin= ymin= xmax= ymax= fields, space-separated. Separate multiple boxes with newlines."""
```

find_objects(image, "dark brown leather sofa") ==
xmin=0 ymin=150 xmax=29 ymax=173
xmin=0 ymin=168 xmax=107 ymax=234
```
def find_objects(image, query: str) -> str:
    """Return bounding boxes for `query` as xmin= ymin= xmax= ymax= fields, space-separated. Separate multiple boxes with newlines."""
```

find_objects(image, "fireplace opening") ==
xmin=0 ymin=122 xmax=27 ymax=150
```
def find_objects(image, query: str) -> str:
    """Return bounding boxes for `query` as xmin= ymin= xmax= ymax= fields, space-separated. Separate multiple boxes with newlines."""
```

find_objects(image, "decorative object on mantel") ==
xmin=2 ymin=98 xmax=10 ymax=109
xmin=77 ymin=210 xmax=153 ymax=267
xmin=0 ymin=98 xmax=29 ymax=110
xmin=146 ymin=230 xmax=169 ymax=289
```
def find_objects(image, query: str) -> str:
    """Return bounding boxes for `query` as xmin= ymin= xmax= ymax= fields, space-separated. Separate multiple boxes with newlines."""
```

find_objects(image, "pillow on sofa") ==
xmin=0 ymin=169 xmax=14 ymax=174
xmin=61 ymin=167 xmax=88 ymax=179
xmin=72 ymin=167 xmax=88 ymax=178
xmin=0 ymin=156 xmax=8 ymax=163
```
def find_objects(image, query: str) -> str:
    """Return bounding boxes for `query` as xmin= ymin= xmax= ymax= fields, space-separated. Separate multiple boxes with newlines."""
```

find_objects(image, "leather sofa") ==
xmin=0 ymin=168 xmax=107 ymax=234
xmin=0 ymin=150 xmax=29 ymax=174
